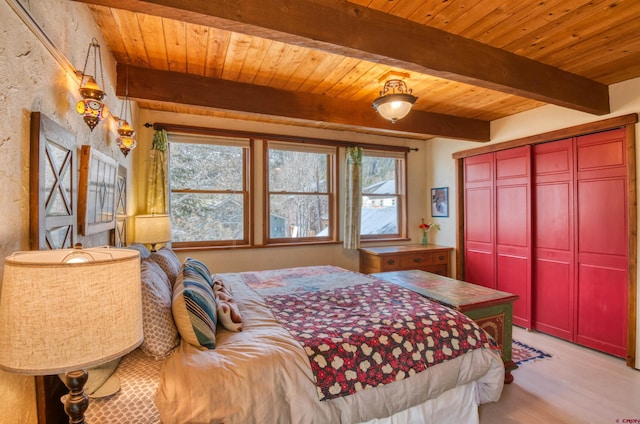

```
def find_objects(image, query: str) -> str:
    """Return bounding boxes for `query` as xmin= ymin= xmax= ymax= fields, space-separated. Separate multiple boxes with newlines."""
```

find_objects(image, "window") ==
xmin=168 ymin=134 xmax=250 ymax=246
xmin=265 ymin=142 xmax=337 ymax=243
xmin=166 ymin=127 xmax=407 ymax=247
xmin=360 ymin=151 xmax=406 ymax=239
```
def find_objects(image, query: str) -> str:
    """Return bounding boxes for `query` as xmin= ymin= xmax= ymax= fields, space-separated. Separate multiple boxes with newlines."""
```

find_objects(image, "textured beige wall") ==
xmin=0 ymin=1 xmax=137 ymax=421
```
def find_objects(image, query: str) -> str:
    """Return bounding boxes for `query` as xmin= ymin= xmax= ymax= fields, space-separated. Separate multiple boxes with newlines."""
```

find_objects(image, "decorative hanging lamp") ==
xmin=372 ymin=79 xmax=418 ymax=123
xmin=116 ymin=118 xmax=136 ymax=157
xmin=75 ymin=38 xmax=106 ymax=131
xmin=116 ymin=69 xmax=137 ymax=157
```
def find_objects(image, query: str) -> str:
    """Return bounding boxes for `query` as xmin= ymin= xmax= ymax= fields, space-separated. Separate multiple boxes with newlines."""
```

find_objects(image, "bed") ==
xmin=84 ymin=247 xmax=504 ymax=424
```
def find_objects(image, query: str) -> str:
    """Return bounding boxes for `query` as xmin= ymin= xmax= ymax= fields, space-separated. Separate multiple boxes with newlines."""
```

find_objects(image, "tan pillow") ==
xmin=150 ymin=248 xmax=181 ymax=287
xmin=139 ymin=260 xmax=180 ymax=359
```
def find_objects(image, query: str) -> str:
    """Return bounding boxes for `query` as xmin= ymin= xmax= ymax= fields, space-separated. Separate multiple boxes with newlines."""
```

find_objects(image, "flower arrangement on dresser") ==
xmin=419 ymin=218 xmax=440 ymax=245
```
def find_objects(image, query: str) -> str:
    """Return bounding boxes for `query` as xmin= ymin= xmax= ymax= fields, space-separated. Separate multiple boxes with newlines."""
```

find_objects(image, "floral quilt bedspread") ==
xmin=242 ymin=266 xmax=496 ymax=401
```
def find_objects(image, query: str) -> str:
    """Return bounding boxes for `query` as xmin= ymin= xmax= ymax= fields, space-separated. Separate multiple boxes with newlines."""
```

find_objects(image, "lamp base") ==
xmin=61 ymin=369 xmax=89 ymax=424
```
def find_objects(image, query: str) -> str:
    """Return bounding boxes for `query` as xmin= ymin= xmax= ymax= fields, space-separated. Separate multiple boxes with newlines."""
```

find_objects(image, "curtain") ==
xmin=344 ymin=146 xmax=362 ymax=249
xmin=147 ymin=129 xmax=169 ymax=214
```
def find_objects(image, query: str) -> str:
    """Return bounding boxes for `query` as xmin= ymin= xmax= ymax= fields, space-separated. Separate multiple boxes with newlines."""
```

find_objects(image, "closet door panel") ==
xmin=576 ymin=177 xmax=628 ymax=356
xmin=465 ymin=249 xmax=495 ymax=289
xmin=464 ymin=153 xmax=495 ymax=289
xmin=534 ymin=258 xmax=573 ymax=338
xmin=495 ymin=146 xmax=531 ymax=327
xmin=578 ymin=179 xmax=627 ymax=256
xmin=533 ymin=139 xmax=575 ymax=339
xmin=496 ymin=185 xmax=528 ymax=246
xmin=496 ymin=254 xmax=529 ymax=327
xmin=534 ymin=181 xmax=574 ymax=339
xmin=575 ymin=129 xmax=628 ymax=357
xmin=466 ymin=187 xmax=493 ymax=243
xmin=576 ymin=264 xmax=628 ymax=357
xmin=465 ymin=186 xmax=495 ymax=288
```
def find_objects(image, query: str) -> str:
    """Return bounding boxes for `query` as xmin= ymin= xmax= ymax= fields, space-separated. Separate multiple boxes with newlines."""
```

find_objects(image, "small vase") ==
xmin=421 ymin=232 xmax=427 ymax=246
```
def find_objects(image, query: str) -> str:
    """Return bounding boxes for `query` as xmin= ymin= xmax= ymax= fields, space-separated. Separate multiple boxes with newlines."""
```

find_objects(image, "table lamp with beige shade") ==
xmin=135 ymin=214 xmax=171 ymax=252
xmin=0 ymin=245 xmax=143 ymax=423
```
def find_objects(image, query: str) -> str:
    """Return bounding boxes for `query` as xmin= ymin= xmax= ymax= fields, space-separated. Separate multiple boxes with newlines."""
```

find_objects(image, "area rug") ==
xmin=512 ymin=339 xmax=552 ymax=365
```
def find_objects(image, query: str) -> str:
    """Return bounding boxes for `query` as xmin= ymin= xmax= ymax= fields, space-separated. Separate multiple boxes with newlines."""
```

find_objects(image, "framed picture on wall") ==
xmin=78 ymin=145 xmax=118 ymax=235
xmin=431 ymin=187 xmax=449 ymax=217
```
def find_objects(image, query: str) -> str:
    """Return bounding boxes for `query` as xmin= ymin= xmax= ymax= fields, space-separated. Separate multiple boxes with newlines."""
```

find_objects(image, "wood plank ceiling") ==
xmin=73 ymin=0 xmax=640 ymax=142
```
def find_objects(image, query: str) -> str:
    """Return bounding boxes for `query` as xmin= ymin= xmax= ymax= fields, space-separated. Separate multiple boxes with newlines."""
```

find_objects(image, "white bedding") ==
xmin=155 ymin=268 xmax=504 ymax=423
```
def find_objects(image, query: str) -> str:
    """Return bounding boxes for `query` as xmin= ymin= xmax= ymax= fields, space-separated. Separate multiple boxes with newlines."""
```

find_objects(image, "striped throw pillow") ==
xmin=172 ymin=265 xmax=218 ymax=350
xmin=183 ymin=257 xmax=213 ymax=287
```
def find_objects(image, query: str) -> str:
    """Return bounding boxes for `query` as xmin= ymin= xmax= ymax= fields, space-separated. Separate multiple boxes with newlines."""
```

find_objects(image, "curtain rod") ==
xmin=144 ymin=122 xmax=418 ymax=153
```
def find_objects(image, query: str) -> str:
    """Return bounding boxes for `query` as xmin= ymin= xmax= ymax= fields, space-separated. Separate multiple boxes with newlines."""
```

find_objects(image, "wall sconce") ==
xmin=75 ymin=38 xmax=106 ymax=131
xmin=135 ymin=214 xmax=171 ymax=252
xmin=372 ymin=79 xmax=418 ymax=123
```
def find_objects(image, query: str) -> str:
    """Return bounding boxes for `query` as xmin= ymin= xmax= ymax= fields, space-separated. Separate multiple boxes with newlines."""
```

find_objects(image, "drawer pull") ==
xmin=413 ymin=257 xmax=423 ymax=263
xmin=438 ymin=255 xmax=444 ymax=260
xmin=387 ymin=259 xmax=396 ymax=265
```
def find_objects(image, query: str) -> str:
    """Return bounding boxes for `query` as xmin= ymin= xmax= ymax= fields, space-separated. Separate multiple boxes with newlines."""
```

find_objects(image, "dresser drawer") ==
xmin=381 ymin=255 xmax=401 ymax=270
xmin=433 ymin=252 xmax=449 ymax=264
xmin=399 ymin=253 xmax=433 ymax=269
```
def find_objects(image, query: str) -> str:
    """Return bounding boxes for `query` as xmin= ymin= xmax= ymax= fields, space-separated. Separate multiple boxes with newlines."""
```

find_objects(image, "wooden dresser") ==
xmin=359 ymin=244 xmax=453 ymax=276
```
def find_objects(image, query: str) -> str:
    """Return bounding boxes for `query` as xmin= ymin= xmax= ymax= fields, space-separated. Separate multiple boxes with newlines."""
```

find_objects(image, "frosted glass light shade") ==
xmin=372 ymin=79 xmax=418 ymax=123
xmin=373 ymin=94 xmax=416 ymax=122
xmin=0 ymin=247 xmax=143 ymax=374
xmin=135 ymin=214 xmax=171 ymax=246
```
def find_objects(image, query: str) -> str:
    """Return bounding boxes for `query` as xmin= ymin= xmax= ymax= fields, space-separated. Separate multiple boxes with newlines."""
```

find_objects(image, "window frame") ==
xmin=359 ymin=150 xmax=408 ymax=241
xmin=159 ymin=124 xmax=412 ymax=249
xmin=168 ymin=133 xmax=252 ymax=249
xmin=263 ymin=140 xmax=338 ymax=245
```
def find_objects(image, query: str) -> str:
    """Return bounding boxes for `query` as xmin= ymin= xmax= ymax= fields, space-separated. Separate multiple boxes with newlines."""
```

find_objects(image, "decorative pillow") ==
xmin=150 ymin=248 xmax=181 ymax=287
xmin=183 ymin=257 xmax=213 ymax=286
xmin=139 ymin=260 xmax=180 ymax=359
xmin=172 ymin=265 xmax=218 ymax=350
xmin=213 ymin=279 xmax=243 ymax=332
xmin=127 ymin=243 xmax=151 ymax=259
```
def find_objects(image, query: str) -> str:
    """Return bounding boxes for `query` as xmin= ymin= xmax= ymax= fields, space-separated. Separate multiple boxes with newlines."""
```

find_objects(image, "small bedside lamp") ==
xmin=135 ymin=214 xmax=171 ymax=252
xmin=0 ymin=245 xmax=143 ymax=423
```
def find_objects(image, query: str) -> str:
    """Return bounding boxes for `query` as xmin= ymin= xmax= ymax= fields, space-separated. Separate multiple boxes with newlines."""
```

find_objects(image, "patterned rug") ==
xmin=512 ymin=339 xmax=552 ymax=365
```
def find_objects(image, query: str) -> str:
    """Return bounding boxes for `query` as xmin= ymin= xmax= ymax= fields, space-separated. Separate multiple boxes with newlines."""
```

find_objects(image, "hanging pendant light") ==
xmin=116 ymin=66 xmax=137 ymax=157
xmin=116 ymin=118 xmax=136 ymax=157
xmin=75 ymin=38 xmax=106 ymax=131
xmin=372 ymin=79 xmax=418 ymax=123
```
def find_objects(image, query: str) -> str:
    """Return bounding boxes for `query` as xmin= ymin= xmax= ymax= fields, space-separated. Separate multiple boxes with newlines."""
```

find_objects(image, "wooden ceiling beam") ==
xmin=76 ymin=0 xmax=610 ymax=115
xmin=117 ymin=64 xmax=490 ymax=141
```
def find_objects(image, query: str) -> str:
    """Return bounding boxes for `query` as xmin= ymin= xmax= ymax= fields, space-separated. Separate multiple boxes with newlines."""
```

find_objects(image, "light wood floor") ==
xmin=479 ymin=326 xmax=640 ymax=423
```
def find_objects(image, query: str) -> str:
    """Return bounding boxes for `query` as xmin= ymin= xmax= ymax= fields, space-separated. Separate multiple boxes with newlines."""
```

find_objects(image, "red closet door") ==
xmin=575 ymin=128 xmax=628 ymax=358
xmin=533 ymin=139 xmax=575 ymax=340
xmin=464 ymin=153 xmax=495 ymax=289
xmin=495 ymin=146 xmax=532 ymax=328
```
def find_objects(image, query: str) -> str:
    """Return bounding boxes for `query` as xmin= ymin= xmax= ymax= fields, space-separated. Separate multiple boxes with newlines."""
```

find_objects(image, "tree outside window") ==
xmin=266 ymin=143 xmax=336 ymax=242
xmin=169 ymin=136 xmax=249 ymax=245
